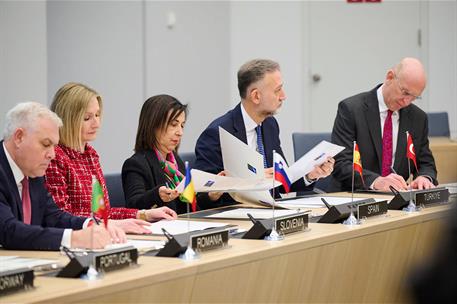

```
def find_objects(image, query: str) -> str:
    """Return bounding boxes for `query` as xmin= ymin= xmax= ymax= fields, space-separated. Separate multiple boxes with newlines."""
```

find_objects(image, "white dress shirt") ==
xmin=2 ymin=143 xmax=77 ymax=248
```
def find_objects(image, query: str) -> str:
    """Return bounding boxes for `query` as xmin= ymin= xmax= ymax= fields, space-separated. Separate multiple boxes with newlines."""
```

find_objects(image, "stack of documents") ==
xmin=145 ymin=219 xmax=228 ymax=235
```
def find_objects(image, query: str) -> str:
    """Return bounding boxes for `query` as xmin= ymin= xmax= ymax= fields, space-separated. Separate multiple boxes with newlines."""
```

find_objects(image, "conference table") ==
xmin=1 ymin=193 xmax=452 ymax=303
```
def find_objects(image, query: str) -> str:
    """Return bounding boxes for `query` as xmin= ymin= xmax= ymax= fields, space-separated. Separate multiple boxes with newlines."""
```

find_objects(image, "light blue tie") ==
xmin=256 ymin=125 xmax=268 ymax=168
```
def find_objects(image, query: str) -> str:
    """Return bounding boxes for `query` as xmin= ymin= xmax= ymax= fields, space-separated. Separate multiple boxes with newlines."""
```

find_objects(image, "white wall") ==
xmin=0 ymin=1 xmax=47 ymax=132
xmin=0 ymin=0 xmax=456 ymax=172
xmin=47 ymin=1 xmax=145 ymax=173
xmin=428 ymin=0 xmax=457 ymax=137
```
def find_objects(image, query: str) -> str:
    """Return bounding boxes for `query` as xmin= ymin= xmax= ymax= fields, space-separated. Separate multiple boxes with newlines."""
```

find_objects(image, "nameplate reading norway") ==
xmin=191 ymin=229 xmax=229 ymax=252
xmin=0 ymin=268 xmax=34 ymax=296
xmin=94 ymin=247 xmax=138 ymax=273
xmin=276 ymin=212 xmax=308 ymax=235
xmin=357 ymin=200 xmax=388 ymax=219
xmin=415 ymin=188 xmax=449 ymax=206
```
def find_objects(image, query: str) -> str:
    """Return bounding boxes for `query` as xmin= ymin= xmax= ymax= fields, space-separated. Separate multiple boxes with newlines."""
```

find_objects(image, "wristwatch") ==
xmin=138 ymin=209 xmax=147 ymax=221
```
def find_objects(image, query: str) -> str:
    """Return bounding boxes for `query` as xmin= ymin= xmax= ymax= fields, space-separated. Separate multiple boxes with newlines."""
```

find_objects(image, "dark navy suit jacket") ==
xmin=0 ymin=141 xmax=86 ymax=250
xmin=331 ymin=85 xmax=437 ymax=191
xmin=194 ymin=103 xmax=311 ymax=204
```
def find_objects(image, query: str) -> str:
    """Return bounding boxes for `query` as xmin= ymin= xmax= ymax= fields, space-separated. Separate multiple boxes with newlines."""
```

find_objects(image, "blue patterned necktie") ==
xmin=256 ymin=125 xmax=268 ymax=168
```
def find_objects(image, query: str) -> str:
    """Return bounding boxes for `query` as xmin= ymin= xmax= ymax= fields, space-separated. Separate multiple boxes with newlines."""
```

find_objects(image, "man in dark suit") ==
xmin=331 ymin=57 xmax=437 ymax=192
xmin=0 ymin=102 xmax=124 ymax=250
xmin=195 ymin=59 xmax=334 ymax=203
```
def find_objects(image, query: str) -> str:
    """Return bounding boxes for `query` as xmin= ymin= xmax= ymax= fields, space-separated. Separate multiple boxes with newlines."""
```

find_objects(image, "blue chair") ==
xmin=179 ymin=152 xmax=196 ymax=168
xmin=292 ymin=132 xmax=332 ymax=192
xmin=104 ymin=173 xmax=125 ymax=207
xmin=427 ymin=112 xmax=450 ymax=137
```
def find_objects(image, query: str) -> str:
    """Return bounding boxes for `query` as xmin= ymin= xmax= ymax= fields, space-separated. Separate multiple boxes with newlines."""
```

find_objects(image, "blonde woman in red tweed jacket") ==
xmin=44 ymin=82 xmax=177 ymax=234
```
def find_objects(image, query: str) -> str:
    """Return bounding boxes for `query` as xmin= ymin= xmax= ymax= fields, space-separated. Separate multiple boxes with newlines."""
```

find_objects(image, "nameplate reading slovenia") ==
xmin=276 ymin=213 xmax=309 ymax=235
xmin=191 ymin=230 xmax=229 ymax=252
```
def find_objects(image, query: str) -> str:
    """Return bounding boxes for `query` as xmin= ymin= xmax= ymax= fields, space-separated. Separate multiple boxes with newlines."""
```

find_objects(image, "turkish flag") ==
xmin=407 ymin=132 xmax=418 ymax=172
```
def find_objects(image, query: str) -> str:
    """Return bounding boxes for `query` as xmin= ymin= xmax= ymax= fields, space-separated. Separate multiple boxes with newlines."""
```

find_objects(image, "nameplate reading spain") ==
xmin=191 ymin=230 xmax=229 ymax=252
xmin=415 ymin=188 xmax=449 ymax=206
xmin=0 ymin=268 xmax=34 ymax=296
xmin=276 ymin=213 xmax=308 ymax=235
xmin=357 ymin=200 xmax=388 ymax=218
xmin=95 ymin=247 xmax=138 ymax=273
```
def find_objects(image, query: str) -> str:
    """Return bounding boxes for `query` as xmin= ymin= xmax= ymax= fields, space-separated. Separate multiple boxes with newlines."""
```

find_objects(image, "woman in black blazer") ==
xmin=122 ymin=95 xmax=223 ymax=214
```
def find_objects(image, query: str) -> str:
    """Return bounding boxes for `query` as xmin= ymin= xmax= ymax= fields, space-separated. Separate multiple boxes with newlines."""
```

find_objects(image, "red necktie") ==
xmin=381 ymin=110 xmax=393 ymax=177
xmin=21 ymin=177 xmax=31 ymax=224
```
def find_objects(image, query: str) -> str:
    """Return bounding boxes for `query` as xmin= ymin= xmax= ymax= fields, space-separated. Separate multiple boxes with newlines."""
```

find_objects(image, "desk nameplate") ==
xmin=94 ymin=247 xmax=138 ymax=273
xmin=0 ymin=268 xmax=34 ymax=296
xmin=415 ymin=188 xmax=449 ymax=206
xmin=191 ymin=229 xmax=229 ymax=252
xmin=357 ymin=200 xmax=388 ymax=219
xmin=275 ymin=213 xmax=309 ymax=235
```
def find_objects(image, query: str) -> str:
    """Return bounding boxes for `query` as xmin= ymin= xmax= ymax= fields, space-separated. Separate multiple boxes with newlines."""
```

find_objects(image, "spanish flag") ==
xmin=180 ymin=163 xmax=197 ymax=212
xmin=353 ymin=142 xmax=365 ymax=186
xmin=91 ymin=176 xmax=108 ymax=227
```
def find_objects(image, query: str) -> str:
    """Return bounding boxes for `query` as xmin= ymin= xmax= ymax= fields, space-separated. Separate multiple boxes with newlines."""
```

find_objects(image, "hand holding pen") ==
xmin=159 ymin=182 xmax=179 ymax=203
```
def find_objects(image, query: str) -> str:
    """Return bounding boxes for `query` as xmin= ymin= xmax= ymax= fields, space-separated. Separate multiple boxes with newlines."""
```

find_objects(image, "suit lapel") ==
xmin=364 ymin=96 xmax=383 ymax=169
xmin=231 ymin=103 xmax=247 ymax=144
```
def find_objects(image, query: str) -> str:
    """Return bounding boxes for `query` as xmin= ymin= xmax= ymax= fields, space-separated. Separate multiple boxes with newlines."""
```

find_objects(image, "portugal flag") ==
xmin=406 ymin=131 xmax=418 ymax=172
xmin=91 ymin=176 xmax=108 ymax=227
xmin=353 ymin=142 xmax=365 ymax=186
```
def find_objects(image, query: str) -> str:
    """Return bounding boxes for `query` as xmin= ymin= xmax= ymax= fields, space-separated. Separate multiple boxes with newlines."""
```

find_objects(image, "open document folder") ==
xmin=287 ymin=140 xmax=345 ymax=183
xmin=176 ymin=169 xmax=281 ymax=193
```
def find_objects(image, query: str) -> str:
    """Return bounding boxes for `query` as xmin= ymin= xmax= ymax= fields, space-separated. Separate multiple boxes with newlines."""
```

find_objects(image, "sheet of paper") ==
xmin=0 ymin=256 xmax=59 ymax=272
xmin=176 ymin=169 xmax=281 ymax=193
xmin=276 ymin=196 xmax=386 ymax=209
xmin=145 ymin=219 xmax=228 ymax=235
xmin=105 ymin=239 xmax=165 ymax=251
xmin=206 ymin=208 xmax=302 ymax=219
xmin=288 ymin=141 xmax=345 ymax=183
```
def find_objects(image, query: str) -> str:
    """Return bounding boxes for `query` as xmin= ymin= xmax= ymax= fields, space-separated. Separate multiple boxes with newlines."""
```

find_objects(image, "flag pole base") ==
xmin=343 ymin=212 xmax=361 ymax=226
xmin=402 ymin=200 xmax=421 ymax=213
xmin=81 ymin=264 xmax=103 ymax=281
xmin=179 ymin=246 xmax=199 ymax=261
xmin=264 ymin=228 xmax=284 ymax=241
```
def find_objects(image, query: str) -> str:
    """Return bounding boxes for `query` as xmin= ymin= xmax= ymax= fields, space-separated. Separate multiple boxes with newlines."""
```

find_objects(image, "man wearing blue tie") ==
xmin=194 ymin=59 xmax=334 ymax=206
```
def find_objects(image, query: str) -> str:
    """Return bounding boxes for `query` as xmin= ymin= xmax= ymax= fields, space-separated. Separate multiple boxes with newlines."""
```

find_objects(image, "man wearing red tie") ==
xmin=0 ymin=102 xmax=126 ymax=250
xmin=331 ymin=57 xmax=437 ymax=192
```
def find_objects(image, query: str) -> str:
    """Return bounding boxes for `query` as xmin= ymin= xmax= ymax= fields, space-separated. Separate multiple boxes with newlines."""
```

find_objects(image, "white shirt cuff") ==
xmin=61 ymin=229 xmax=72 ymax=248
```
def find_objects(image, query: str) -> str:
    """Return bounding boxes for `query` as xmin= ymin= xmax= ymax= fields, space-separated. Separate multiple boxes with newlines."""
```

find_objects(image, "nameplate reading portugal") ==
xmin=357 ymin=200 xmax=388 ymax=219
xmin=415 ymin=188 xmax=449 ymax=206
xmin=94 ymin=247 xmax=138 ymax=273
xmin=0 ymin=268 xmax=34 ymax=296
xmin=276 ymin=213 xmax=308 ymax=235
xmin=191 ymin=229 xmax=229 ymax=252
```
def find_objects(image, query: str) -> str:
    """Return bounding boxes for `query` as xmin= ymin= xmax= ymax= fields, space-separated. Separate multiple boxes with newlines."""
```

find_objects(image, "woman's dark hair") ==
xmin=134 ymin=94 xmax=188 ymax=152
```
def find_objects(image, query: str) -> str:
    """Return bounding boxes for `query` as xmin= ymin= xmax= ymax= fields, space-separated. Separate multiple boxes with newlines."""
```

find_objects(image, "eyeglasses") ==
xmin=393 ymin=74 xmax=422 ymax=100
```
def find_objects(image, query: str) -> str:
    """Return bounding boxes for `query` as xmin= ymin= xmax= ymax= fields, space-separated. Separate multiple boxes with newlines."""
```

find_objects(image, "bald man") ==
xmin=331 ymin=57 xmax=437 ymax=192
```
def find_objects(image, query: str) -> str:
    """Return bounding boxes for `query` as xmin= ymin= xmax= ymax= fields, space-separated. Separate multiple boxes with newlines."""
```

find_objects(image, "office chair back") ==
xmin=292 ymin=132 xmax=333 ymax=192
xmin=179 ymin=152 xmax=196 ymax=168
xmin=104 ymin=173 xmax=125 ymax=207
xmin=427 ymin=112 xmax=450 ymax=137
